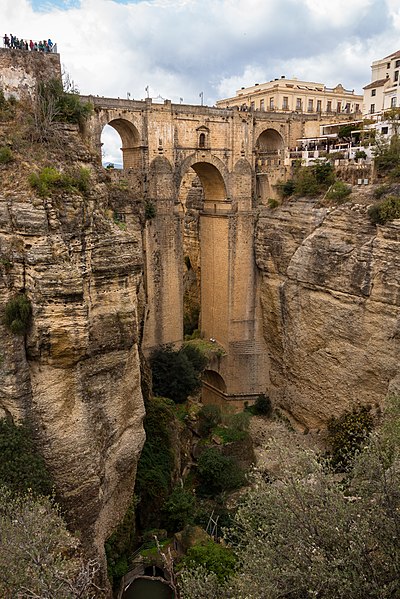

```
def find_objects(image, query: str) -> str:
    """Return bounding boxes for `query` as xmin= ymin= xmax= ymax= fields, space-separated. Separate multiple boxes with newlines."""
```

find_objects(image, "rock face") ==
xmin=256 ymin=199 xmax=400 ymax=429
xmin=0 ymin=122 xmax=145 ymax=577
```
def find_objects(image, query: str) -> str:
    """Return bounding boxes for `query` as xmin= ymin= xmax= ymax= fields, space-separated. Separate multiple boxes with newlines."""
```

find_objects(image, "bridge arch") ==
xmin=102 ymin=117 xmax=142 ymax=170
xmin=256 ymin=128 xmax=284 ymax=152
xmin=178 ymin=154 xmax=230 ymax=202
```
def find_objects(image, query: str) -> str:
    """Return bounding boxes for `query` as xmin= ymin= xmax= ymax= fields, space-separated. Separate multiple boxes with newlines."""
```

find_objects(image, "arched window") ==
xmin=199 ymin=132 xmax=206 ymax=148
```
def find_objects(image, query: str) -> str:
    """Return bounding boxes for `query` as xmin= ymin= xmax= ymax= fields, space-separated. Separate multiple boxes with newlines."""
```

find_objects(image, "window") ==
xmin=355 ymin=103 xmax=360 ymax=112
xmin=395 ymin=71 xmax=399 ymax=82
xmin=391 ymin=97 xmax=397 ymax=108
xmin=396 ymin=60 xmax=400 ymax=68
xmin=382 ymin=126 xmax=389 ymax=135
xmin=308 ymin=99 xmax=313 ymax=112
xmin=269 ymin=97 xmax=274 ymax=109
xmin=199 ymin=133 xmax=206 ymax=148
xmin=260 ymin=99 xmax=265 ymax=111
xmin=296 ymin=97 xmax=302 ymax=110
xmin=370 ymin=104 xmax=375 ymax=114
xmin=337 ymin=102 xmax=341 ymax=112
xmin=250 ymin=101 xmax=255 ymax=111
xmin=317 ymin=100 xmax=321 ymax=112
xmin=327 ymin=100 xmax=332 ymax=112
xmin=371 ymin=89 xmax=376 ymax=96
xmin=387 ymin=62 xmax=391 ymax=68
xmin=282 ymin=96 xmax=289 ymax=109
xmin=345 ymin=103 xmax=350 ymax=113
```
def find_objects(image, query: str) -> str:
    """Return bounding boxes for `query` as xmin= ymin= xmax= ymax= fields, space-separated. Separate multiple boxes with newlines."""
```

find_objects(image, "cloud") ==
xmin=4 ymin=0 xmax=400 ymax=159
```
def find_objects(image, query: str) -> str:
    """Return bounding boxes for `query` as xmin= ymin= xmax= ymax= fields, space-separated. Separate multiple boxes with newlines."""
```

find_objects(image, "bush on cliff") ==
xmin=135 ymin=396 xmax=176 ymax=530
xmin=368 ymin=195 xmax=400 ymax=225
xmin=0 ymin=419 xmax=53 ymax=497
xmin=150 ymin=344 xmax=202 ymax=403
xmin=4 ymin=293 xmax=32 ymax=335
xmin=29 ymin=166 xmax=90 ymax=197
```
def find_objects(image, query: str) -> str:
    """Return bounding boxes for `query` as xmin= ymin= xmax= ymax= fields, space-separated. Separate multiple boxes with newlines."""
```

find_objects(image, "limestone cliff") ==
xmin=0 ymin=120 xmax=145 ymax=574
xmin=256 ymin=198 xmax=400 ymax=430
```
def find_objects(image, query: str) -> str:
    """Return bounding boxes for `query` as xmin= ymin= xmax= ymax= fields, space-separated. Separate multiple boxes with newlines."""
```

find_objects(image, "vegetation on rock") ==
xmin=150 ymin=344 xmax=205 ymax=404
xmin=368 ymin=195 xmax=400 ymax=224
xmin=4 ymin=294 xmax=32 ymax=335
xmin=0 ymin=419 xmax=53 ymax=497
xmin=29 ymin=165 xmax=91 ymax=197
xmin=180 ymin=396 xmax=400 ymax=599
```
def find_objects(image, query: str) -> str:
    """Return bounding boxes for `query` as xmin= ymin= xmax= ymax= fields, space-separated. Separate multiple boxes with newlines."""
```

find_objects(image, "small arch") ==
xmin=199 ymin=132 xmax=206 ymax=148
xmin=203 ymin=370 xmax=227 ymax=394
xmin=256 ymin=128 xmax=284 ymax=153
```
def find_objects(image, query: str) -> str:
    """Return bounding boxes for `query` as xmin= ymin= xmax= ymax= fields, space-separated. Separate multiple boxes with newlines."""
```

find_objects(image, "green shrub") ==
xmin=368 ymin=195 xmax=400 ymax=225
xmin=105 ymin=500 xmax=136 ymax=588
xmin=325 ymin=180 xmax=352 ymax=203
xmin=36 ymin=78 xmax=92 ymax=125
xmin=181 ymin=343 xmax=208 ymax=374
xmin=150 ymin=345 xmax=201 ymax=404
xmin=183 ymin=303 xmax=200 ymax=338
xmin=253 ymin=393 xmax=272 ymax=416
xmin=354 ymin=150 xmax=367 ymax=160
xmin=29 ymin=166 xmax=90 ymax=197
xmin=267 ymin=198 xmax=279 ymax=208
xmin=4 ymin=294 xmax=31 ymax=335
xmin=144 ymin=200 xmax=156 ymax=220
xmin=181 ymin=541 xmax=236 ymax=583
xmin=0 ymin=419 xmax=53 ymax=496
xmin=327 ymin=405 xmax=373 ymax=470
xmin=0 ymin=89 xmax=16 ymax=121
xmin=199 ymin=404 xmax=222 ymax=436
xmin=373 ymin=184 xmax=390 ymax=199
xmin=294 ymin=167 xmax=320 ymax=196
xmin=135 ymin=397 xmax=176 ymax=530
xmin=163 ymin=486 xmax=196 ymax=532
xmin=197 ymin=447 xmax=246 ymax=495
xmin=0 ymin=146 xmax=13 ymax=164
xmin=278 ymin=179 xmax=296 ymax=197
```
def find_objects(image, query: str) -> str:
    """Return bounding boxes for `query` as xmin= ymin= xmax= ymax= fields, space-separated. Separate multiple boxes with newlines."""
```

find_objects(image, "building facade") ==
xmin=216 ymin=77 xmax=363 ymax=116
xmin=363 ymin=50 xmax=400 ymax=114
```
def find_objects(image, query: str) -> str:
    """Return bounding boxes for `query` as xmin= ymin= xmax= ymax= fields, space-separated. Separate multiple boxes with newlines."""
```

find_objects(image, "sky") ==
xmin=4 ymin=0 xmax=400 ymax=163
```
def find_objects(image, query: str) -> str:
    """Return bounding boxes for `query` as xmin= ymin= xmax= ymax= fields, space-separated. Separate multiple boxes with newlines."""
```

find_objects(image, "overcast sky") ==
xmin=4 ymin=0 xmax=400 ymax=163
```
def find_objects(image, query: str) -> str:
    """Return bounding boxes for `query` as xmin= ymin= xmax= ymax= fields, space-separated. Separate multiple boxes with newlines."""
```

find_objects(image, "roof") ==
xmin=363 ymin=79 xmax=387 ymax=90
xmin=383 ymin=49 xmax=400 ymax=60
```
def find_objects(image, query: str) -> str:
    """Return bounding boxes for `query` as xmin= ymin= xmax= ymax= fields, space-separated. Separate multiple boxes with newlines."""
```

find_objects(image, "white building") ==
xmin=363 ymin=50 xmax=400 ymax=115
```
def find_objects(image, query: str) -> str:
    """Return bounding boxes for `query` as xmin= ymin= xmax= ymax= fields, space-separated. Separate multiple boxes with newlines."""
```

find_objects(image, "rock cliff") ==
xmin=256 ymin=198 xmax=400 ymax=430
xmin=0 ymin=120 xmax=145 ymax=576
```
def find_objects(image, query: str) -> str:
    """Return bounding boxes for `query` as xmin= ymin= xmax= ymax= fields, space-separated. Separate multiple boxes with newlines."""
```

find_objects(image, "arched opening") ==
xmin=256 ymin=128 xmax=284 ymax=153
xmin=178 ymin=160 xmax=229 ymax=342
xmin=199 ymin=132 xmax=206 ymax=148
xmin=255 ymin=129 xmax=285 ymax=203
xmin=203 ymin=370 xmax=227 ymax=393
xmin=101 ymin=118 xmax=141 ymax=171
xmin=101 ymin=125 xmax=123 ymax=169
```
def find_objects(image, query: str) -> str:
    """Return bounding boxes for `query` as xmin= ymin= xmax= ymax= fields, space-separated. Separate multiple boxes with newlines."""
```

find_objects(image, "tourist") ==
xmin=3 ymin=34 xmax=9 ymax=48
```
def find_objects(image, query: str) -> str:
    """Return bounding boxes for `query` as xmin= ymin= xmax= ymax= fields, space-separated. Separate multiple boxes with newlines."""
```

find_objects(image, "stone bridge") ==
xmin=82 ymin=95 xmax=311 ymax=406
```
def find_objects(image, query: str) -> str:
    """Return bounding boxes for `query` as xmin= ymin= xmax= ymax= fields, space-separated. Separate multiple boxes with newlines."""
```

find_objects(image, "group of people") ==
xmin=3 ymin=34 xmax=55 ymax=53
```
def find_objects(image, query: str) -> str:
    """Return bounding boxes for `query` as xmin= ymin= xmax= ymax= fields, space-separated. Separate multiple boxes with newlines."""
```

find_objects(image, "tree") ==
xmin=150 ymin=345 xmax=201 ymax=403
xmin=0 ymin=487 xmax=103 ymax=598
xmin=180 ymin=396 xmax=400 ymax=599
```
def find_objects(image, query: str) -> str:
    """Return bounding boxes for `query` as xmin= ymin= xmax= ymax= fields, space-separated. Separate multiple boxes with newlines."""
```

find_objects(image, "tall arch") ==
xmin=106 ymin=118 xmax=142 ymax=170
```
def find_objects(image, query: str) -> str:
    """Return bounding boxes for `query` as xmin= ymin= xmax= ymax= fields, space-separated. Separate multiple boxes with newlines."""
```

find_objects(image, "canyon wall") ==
xmin=0 ymin=121 xmax=145 ymax=573
xmin=256 ymin=199 xmax=400 ymax=430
